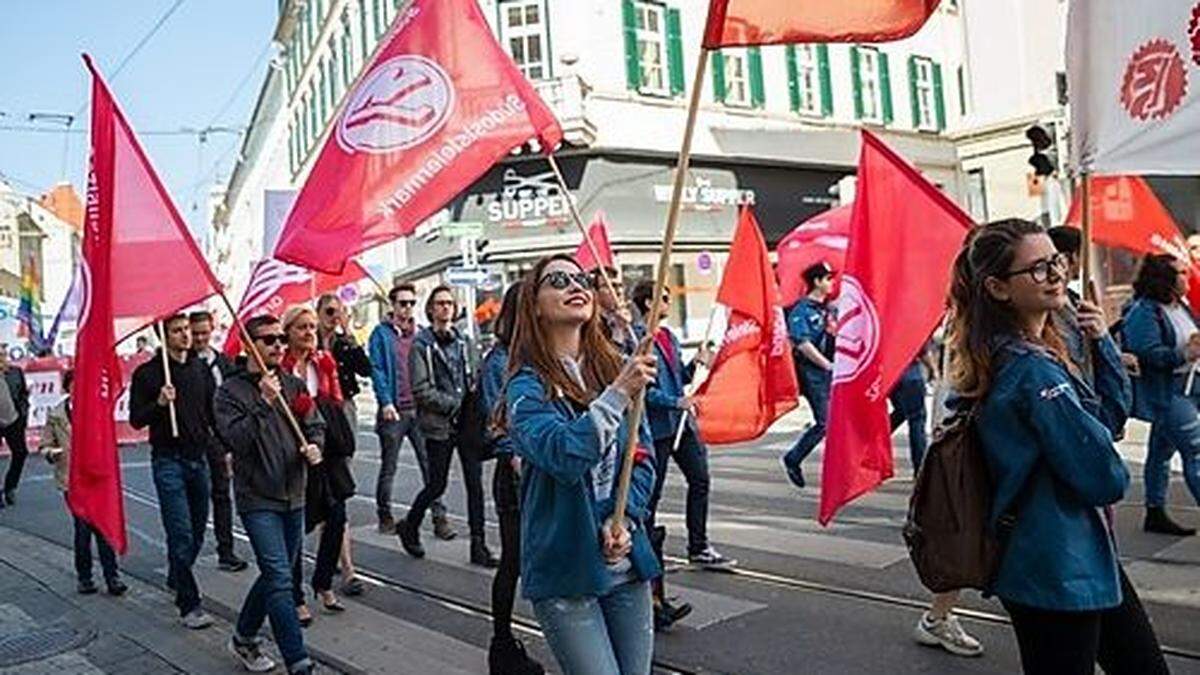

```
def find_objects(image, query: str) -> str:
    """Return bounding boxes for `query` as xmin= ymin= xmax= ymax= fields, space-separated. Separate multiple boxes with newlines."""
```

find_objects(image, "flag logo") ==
xmin=1189 ymin=3 xmax=1200 ymax=65
xmin=1120 ymin=39 xmax=1188 ymax=121
xmin=337 ymin=55 xmax=455 ymax=154
xmin=832 ymin=275 xmax=879 ymax=385
xmin=75 ymin=259 xmax=94 ymax=330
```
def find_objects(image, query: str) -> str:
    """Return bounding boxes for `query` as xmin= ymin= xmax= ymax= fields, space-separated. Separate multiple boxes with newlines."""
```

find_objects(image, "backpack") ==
xmin=902 ymin=403 xmax=1003 ymax=593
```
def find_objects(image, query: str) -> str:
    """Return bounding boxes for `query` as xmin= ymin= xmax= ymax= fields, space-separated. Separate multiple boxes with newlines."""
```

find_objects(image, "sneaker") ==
xmin=653 ymin=597 xmax=693 ymax=631
xmin=228 ymin=636 xmax=276 ymax=673
xmin=377 ymin=514 xmax=396 ymax=535
xmin=396 ymin=519 xmax=425 ymax=559
xmin=181 ymin=609 xmax=214 ymax=630
xmin=219 ymin=555 xmax=250 ymax=572
xmin=488 ymin=635 xmax=545 ymax=675
xmin=688 ymin=546 xmax=738 ymax=571
xmin=106 ymin=579 xmax=128 ymax=596
xmin=914 ymin=612 xmax=983 ymax=657
xmin=433 ymin=515 xmax=458 ymax=541
xmin=77 ymin=579 xmax=98 ymax=595
xmin=781 ymin=458 xmax=805 ymax=489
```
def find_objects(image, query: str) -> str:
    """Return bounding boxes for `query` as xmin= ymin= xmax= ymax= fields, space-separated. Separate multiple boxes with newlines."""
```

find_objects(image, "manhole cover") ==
xmin=0 ymin=625 xmax=94 ymax=667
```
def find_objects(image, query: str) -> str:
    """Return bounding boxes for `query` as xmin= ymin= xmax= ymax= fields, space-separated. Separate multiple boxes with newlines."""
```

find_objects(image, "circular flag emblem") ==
xmin=1190 ymin=3 xmax=1200 ymax=66
xmin=832 ymin=275 xmax=880 ymax=385
xmin=1120 ymin=39 xmax=1188 ymax=122
xmin=76 ymin=260 xmax=94 ymax=331
xmin=337 ymin=55 xmax=455 ymax=154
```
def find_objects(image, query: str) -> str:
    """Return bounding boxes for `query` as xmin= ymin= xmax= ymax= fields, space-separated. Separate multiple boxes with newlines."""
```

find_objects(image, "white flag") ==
xmin=1069 ymin=1 xmax=1200 ymax=175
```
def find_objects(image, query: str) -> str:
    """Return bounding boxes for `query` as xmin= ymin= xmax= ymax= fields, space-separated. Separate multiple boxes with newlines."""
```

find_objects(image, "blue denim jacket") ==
xmin=1123 ymin=298 xmax=1189 ymax=422
xmin=480 ymin=344 xmax=514 ymax=457
xmin=506 ymin=367 xmax=661 ymax=601
xmin=788 ymin=298 xmax=834 ymax=381
xmin=978 ymin=336 xmax=1131 ymax=611
xmin=645 ymin=328 xmax=698 ymax=441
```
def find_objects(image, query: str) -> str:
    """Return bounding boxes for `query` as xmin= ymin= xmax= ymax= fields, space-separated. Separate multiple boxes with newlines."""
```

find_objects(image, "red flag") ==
xmin=273 ymin=0 xmax=562 ymax=273
xmin=693 ymin=207 xmax=798 ymax=443
xmin=704 ymin=0 xmax=941 ymax=48
xmin=776 ymin=204 xmax=853 ymax=308
xmin=573 ymin=211 xmax=615 ymax=272
xmin=222 ymin=259 xmax=368 ymax=356
xmin=819 ymin=132 xmax=971 ymax=525
xmin=1063 ymin=176 xmax=1189 ymax=259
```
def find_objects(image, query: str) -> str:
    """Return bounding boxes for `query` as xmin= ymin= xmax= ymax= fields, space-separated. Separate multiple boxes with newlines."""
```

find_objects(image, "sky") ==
xmin=0 ymin=1 xmax=278 ymax=240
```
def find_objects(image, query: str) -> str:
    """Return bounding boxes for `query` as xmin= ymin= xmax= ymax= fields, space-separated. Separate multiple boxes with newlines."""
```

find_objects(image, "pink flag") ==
xmin=573 ymin=211 xmax=616 ymax=272
xmin=273 ymin=0 xmax=563 ymax=273
xmin=776 ymin=204 xmax=853 ymax=308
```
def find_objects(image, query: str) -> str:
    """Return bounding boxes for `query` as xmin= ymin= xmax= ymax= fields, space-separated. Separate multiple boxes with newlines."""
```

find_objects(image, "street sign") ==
xmin=441 ymin=221 xmax=485 ymax=239
xmin=445 ymin=266 xmax=490 ymax=286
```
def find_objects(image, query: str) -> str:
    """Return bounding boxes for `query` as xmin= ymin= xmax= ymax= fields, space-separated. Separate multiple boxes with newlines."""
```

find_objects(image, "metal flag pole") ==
xmin=611 ymin=44 xmax=711 ymax=530
xmin=156 ymin=320 xmax=179 ymax=438
xmin=672 ymin=258 xmax=725 ymax=452
xmin=545 ymin=154 xmax=624 ymax=305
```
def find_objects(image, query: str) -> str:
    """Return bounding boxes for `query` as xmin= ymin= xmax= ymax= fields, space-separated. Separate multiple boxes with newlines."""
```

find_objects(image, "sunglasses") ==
xmin=539 ymin=270 xmax=595 ymax=291
xmin=322 ymin=307 xmax=339 ymax=317
xmin=393 ymin=299 xmax=416 ymax=307
xmin=252 ymin=333 xmax=287 ymax=346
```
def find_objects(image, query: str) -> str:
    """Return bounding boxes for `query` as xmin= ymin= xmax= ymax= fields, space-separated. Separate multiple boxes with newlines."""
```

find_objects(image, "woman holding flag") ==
xmin=503 ymin=254 xmax=660 ymax=674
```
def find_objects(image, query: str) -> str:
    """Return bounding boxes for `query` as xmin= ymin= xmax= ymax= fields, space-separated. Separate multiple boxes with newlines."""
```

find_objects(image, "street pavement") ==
xmin=1 ymin=403 xmax=1199 ymax=674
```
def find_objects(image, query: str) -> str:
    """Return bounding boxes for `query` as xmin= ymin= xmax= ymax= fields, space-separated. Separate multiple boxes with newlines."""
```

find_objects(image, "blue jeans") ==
xmin=785 ymin=371 xmax=830 ymax=469
xmin=649 ymin=430 xmax=711 ymax=556
xmin=533 ymin=580 xmax=654 ymax=675
xmin=1145 ymin=393 xmax=1200 ymax=507
xmin=889 ymin=377 xmax=929 ymax=471
xmin=151 ymin=455 xmax=209 ymax=616
xmin=237 ymin=509 xmax=310 ymax=672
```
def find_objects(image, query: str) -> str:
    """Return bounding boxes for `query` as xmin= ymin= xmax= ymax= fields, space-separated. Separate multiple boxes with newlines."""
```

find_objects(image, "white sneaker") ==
xmin=913 ymin=612 xmax=983 ymax=657
xmin=228 ymin=636 xmax=276 ymax=672
xmin=181 ymin=609 xmax=214 ymax=630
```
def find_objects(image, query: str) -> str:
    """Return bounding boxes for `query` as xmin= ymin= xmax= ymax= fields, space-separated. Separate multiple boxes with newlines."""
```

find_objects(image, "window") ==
xmin=358 ymin=0 xmax=370 ymax=62
xmin=373 ymin=0 xmax=385 ymax=39
xmin=852 ymin=46 xmax=892 ymax=124
xmin=910 ymin=57 xmax=937 ymax=130
xmin=341 ymin=16 xmax=354 ymax=88
xmin=966 ymin=168 xmax=988 ymax=222
xmin=957 ymin=65 xmax=967 ymax=115
xmin=501 ymin=0 xmax=549 ymax=81
xmin=721 ymin=49 xmax=749 ymax=105
xmin=791 ymin=45 xmax=819 ymax=114
xmin=308 ymin=83 xmax=318 ymax=148
xmin=622 ymin=1 xmax=683 ymax=96
xmin=633 ymin=2 xmax=667 ymax=94
xmin=325 ymin=50 xmax=338 ymax=115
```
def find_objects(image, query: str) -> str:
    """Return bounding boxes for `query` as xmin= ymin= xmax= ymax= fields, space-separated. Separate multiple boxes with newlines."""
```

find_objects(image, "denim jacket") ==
xmin=978 ymin=335 xmax=1131 ymax=611
xmin=787 ymin=298 xmax=834 ymax=383
xmin=645 ymin=327 xmax=698 ymax=441
xmin=506 ymin=366 xmax=661 ymax=601
xmin=480 ymin=344 xmax=514 ymax=457
xmin=1123 ymin=297 xmax=1190 ymax=422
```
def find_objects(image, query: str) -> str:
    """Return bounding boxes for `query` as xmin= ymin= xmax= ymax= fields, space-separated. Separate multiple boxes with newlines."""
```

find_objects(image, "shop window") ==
xmin=501 ymin=0 xmax=550 ymax=81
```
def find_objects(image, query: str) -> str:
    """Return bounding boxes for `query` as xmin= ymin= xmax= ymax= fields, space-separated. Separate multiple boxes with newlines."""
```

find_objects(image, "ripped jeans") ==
xmin=532 ymin=580 xmax=653 ymax=675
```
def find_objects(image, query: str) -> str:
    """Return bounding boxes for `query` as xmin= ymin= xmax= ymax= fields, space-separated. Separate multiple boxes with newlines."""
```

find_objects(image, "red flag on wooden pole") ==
xmin=573 ymin=211 xmax=616 ymax=272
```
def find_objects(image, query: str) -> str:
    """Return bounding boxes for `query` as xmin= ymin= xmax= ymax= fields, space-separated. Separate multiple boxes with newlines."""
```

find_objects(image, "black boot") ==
xmin=470 ymin=536 xmax=499 ymax=568
xmin=654 ymin=596 xmax=693 ymax=631
xmin=488 ymin=635 xmax=544 ymax=675
xmin=1144 ymin=507 xmax=1196 ymax=536
xmin=396 ymin=518 xmax=426 ymax=558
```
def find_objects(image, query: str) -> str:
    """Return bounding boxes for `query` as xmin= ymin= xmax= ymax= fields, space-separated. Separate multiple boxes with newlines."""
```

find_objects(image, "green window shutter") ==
xmin=666 ymin=8 xmax=685 ymax=96
xmin=879 ymin=50 xmax=893 ymax=125
xmin=933 ymin=62 xmax=946 ymax=130
xmin=908 ymin=56 xmax=920 ymax=129
xmin=851 ymin=47 xmax=863 ymax=120
xmin=817 ymin=44 xmax=833 ymax=117
xmin=785 ymin=45 xmax=800 ymax=112
xmin=712 ymin=51 xmax=727 ymax=103
xmin=748 ymin=47 xmax=765 ymax=108
xmin=621 ymin=0 xmax=640 ymax=91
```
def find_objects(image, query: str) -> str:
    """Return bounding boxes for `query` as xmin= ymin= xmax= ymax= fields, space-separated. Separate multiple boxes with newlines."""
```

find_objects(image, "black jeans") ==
xmin=2 ymin=422 xmax=28 ymax=494
xmin=206 ymin=449 xmax=236 ymax=560
xmin=74 ymin=514 xmax=118 ymax=583
xmin=292 ymin=499 xmax=348 ymax=602
xmin=406 ymin=436 xmax=485 ymax=539
xmin=649 ymin=429 xmax=711 ymax=556
xmin=1001 ymin=568 xmax=1168 ymax=675
xmin=491 ymin=459 xmax=521 ymax=640
xmin=375 ymin=412 xmax=445 ymax=521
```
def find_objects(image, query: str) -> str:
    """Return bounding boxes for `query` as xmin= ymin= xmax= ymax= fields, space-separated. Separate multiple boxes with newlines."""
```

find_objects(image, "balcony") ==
xmin=533 ymin=74 xmax=596 ymax=147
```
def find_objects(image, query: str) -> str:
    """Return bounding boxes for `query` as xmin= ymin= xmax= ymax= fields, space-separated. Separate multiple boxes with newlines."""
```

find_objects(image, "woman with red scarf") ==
xmin=282 ymin=306 xmax=358 ymax=622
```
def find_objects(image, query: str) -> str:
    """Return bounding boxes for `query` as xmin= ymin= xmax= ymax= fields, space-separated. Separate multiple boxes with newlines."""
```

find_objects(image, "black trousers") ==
xmin=406 ymin=436 xmax=485 ymax=539
xmin=74 ymin=514 xmax=118 ymax=583
xmin=206 ymin=449 xmax=236 ymax=560
xmin=2 ymin=422 xmax=28 ymax=494
xmin=491 ymin=460 xmax=521 ymax=640
xmin=292 ymin=498 xmax=348 ymax=602
xmin=1002 ymin=567 xmax=1169 ymax=675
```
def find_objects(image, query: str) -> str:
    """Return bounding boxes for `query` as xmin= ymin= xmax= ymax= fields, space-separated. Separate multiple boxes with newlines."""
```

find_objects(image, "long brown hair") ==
xmin=948 ymin=218 xmax=1072 ymax=398
xmin=507 ymin=254 xmax=624 ymax=407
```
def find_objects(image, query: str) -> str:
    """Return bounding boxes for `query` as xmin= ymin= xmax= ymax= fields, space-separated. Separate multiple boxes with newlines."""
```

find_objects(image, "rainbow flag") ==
xmin=17 ymin=254 xmax=47 ymax=353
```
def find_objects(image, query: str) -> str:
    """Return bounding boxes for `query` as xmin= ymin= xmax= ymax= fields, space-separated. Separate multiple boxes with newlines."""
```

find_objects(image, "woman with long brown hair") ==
xmin=503 ymin=254 xmax=660 ymax=674
xmin=948 ymin=219 xmax=1165 ymax=673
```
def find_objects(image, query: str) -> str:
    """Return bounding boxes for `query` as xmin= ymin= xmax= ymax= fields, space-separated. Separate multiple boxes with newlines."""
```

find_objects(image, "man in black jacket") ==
xmin=0 ymin=345 xmax=29 ymax=505
xmin=129 ymin=314 xmax=217 ymax=629
xmin=189 ymin=310 xmax=248 ymax=572
xmin=215 ymin=315 xmax=324 ymax=675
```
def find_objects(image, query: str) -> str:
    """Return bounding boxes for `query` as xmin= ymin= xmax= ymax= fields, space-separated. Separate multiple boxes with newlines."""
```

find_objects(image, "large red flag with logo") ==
xmin=704 ymin=0 xmax=941 ymax=48
xmin=222 ymin=258 xmax=369 ymax=356
xmin=819 ymin=132 xmax=972 ymax=525
xmin=273 ymin=0 xmax=562 ymax=273
xmin=72 ymin=56 xmax=224 ymax=553
xmin=573 ymin=211 xmax=616 ymax=272
xmin=776 ymin=204 xmax=853 ymax=308
xmin=694 ymin=207 xmax=798 ymax=444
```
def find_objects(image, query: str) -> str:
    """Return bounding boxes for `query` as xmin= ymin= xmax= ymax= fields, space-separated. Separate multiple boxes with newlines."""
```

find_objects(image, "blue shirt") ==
xmin=788 ymin=298 xmax=834 ymax=362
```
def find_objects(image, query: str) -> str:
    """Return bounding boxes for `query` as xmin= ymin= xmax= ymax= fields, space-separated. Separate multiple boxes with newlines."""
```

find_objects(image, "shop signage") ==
xmin=652 ymin=175 xmax=756 ymax=211
xmin=485 ymin=168 xmax=574 ymax=227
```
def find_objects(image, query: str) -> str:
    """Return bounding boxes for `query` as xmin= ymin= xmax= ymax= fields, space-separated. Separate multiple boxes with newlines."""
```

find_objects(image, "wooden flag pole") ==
xmin=611 ymin=46 xmax=711 ymax=531
xmin=1080 ymin=173 xmax=1094 ymax=301
xmin=156 ymin=321 xmax=180 ymax=438
xmin=545 ymin=154 xmax=624 ymax=305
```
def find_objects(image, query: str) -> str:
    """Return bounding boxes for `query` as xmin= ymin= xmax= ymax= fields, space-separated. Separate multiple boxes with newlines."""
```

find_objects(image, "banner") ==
xmin=704 ymin=0 xmax=940 ymax=48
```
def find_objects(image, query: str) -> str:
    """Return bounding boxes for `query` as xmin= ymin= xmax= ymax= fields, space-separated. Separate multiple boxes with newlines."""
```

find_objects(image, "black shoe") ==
xmin=218 ymin=555 xmax=249 ymax=572
xmin=4 ymin=490 xmax=15 ymax=506
xmin=433 ymin=515 xmax=458 ymax=541
xmin=470 ymin=539 xmax=499 ymax=568
xmin=339 ymin=578 xmax=365 ymax=597
xmin=396 ymin=519 xmax=425 ymax=558
xmin=106 ymin=579 xmax=128 ymax=596
xmin=377 ymin=514 xmax=396 ymax=535
xmin=489 ymin=635 xmax=545 ymax=675
xmin=77 ymin=579 xmax=98 ymax=595
xmin=654 ymin=597 xmax=692 ymax=631
xmin=1144 ymin=507 xmax=1196 ymax=536
xmin=781 ymin=458 xmax=805 ymax=489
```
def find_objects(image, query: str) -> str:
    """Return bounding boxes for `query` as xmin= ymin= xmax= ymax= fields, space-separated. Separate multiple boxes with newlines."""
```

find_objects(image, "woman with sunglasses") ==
xmin=503 ymin=254 xmax=660 ymax=674
xmin=948 ymin=219 xmax=1166 ymax=673
xmin=281 ymin=306 xmax=358 ymax=622
xmin=1123 ymin=253 xmax=1200 ymax=536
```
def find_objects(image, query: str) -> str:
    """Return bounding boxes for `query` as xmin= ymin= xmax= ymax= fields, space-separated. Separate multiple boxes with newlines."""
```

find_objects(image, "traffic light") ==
xmin=1026 ymin=124 xmax=1057 ymax=177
